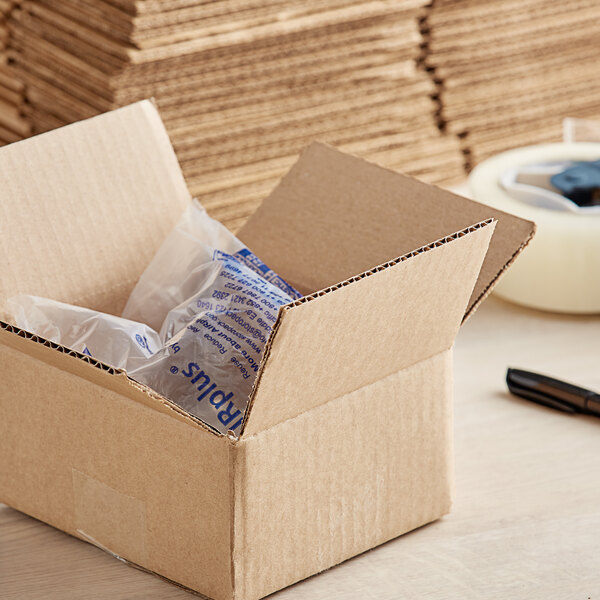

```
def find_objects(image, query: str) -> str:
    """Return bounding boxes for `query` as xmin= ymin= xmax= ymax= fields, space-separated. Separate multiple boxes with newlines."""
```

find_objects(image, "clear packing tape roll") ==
xmin=469 ymin=143 xmax=600 ymax=313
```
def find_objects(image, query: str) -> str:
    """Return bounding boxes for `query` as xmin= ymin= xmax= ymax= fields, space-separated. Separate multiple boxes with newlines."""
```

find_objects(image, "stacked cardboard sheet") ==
xmin=426 ymin=0 xmax=600 ymax=169
xmin=9 ymin=0 xmax=464 ymax=230
xmin=0 ymin=0 xmax=28 ymax=145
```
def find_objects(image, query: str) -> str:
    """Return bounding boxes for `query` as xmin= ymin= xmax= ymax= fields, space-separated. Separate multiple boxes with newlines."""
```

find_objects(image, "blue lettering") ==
xmin=182 ymin=362 xmax=200 ymax=378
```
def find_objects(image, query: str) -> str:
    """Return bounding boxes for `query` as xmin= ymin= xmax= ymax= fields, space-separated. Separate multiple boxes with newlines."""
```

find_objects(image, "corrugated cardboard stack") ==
xmin=426 ymin=0 xmax=600 ymax=168
xmin=0 ymin=0 xmax=28 ymax=145
xmin=9 ymin=0 xmax=464 ymax=229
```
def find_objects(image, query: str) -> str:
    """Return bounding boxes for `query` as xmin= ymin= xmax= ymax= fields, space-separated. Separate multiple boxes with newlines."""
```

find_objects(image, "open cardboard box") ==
xmin=0 ymin=101 xmax=535 ymax=600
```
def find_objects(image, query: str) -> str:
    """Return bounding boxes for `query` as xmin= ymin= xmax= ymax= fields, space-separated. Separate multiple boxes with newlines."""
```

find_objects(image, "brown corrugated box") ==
xmin=0 ymin=100 xmax=534 ymax=600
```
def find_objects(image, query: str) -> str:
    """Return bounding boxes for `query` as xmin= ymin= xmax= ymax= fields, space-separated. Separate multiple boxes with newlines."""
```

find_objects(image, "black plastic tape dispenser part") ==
xmin=550 ymin=160 xmax=600 ymax=207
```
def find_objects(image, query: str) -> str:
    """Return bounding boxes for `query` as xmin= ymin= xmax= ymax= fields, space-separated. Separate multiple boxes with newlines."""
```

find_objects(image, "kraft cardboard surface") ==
xmin=425 ymin=0 xmax=600 ymax=171
xmin=238 ymin=142 xmax=535 ymax=319
xmin=5 ymin=0 xmax=600 ymax=210
xmin=0 ymin=328 xmax=233 ymax=600
xmin=242 ymin=220 xmax=495 ymax=436
xmin=0 ymin=101 xmax=191 ymax=316
xmin=0 ymin=324 xmax=204 ymax=427
xmin=234 ymin=349 xmax=453 ymax=599
xmin=6 ymin=0 xmax=466 ymax=230
xmin=0 ymin=0 xmax=28 ymax=144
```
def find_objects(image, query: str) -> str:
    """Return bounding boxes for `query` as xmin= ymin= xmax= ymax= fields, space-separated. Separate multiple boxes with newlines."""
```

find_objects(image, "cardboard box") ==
xmin=0 ymin=101 xmax=534 ymax=600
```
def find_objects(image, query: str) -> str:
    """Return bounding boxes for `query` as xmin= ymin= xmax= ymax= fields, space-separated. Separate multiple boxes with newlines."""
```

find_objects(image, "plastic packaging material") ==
xmin=123 ymin=199 xmax=301 ymax=332
xmin=129 ymin=252 xmax=293 ymax=433
xmin=120 ymin=199 xmax=299 ymax=432
xmin=6 ymin=295 xmax=161 ymax=370
xmin=6 ymin=200 xmax=298 ymax=434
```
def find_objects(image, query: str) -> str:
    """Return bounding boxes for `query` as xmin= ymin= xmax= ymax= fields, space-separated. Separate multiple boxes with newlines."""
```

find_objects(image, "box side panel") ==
xmin=0 ymin=324 xmax=213 ymax=427
xmin=0 ymin=341 xmax=233 ymax=600
xmin=242 ymin=223 xmax=492 ymax=436
xmin=237 ymin=142 xmax=535 ymax=316
xmin=0 ymin=100 xmax=191 ymax=315
xmin=233 ymin=350 xmax=453 ymax=600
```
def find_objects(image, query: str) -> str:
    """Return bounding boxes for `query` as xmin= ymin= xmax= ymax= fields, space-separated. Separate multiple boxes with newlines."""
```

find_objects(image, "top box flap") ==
xmin=0 ymin=101 xmax=191 ymax=317
xmin=241 ymin=219 xmax=495 ymax=437
xmin=238 ymin=142 xmax=535 ymax=321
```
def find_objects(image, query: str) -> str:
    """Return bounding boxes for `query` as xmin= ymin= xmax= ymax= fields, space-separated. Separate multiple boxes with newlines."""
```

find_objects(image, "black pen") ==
xmin=506 ymin=368 xmax=600 ymax=417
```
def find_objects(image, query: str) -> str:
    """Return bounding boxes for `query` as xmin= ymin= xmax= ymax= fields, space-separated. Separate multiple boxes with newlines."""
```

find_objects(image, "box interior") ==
xmin=0 ymin=100 xmax=534 ymax=439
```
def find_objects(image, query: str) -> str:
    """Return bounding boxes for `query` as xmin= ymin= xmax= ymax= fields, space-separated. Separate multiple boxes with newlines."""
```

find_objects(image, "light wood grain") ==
xmin=2 ymin=295 xmax=600 ymax=598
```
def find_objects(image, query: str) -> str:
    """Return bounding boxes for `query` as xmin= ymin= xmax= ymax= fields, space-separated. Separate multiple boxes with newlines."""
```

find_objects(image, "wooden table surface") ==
xmin=2 ymin=295 xmax=600 ymax=599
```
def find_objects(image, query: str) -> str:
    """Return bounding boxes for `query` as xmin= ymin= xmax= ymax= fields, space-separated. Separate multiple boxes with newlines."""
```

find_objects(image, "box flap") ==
xmin=0 ymin=320 xmax=217 ymax=434
xmin=241 ymin=219 xmax=495 ymax=436
xmin=0 ymin=100 xmax=191 ymax=317
xmin=238 ymin=142 xmax=535 ymax=321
